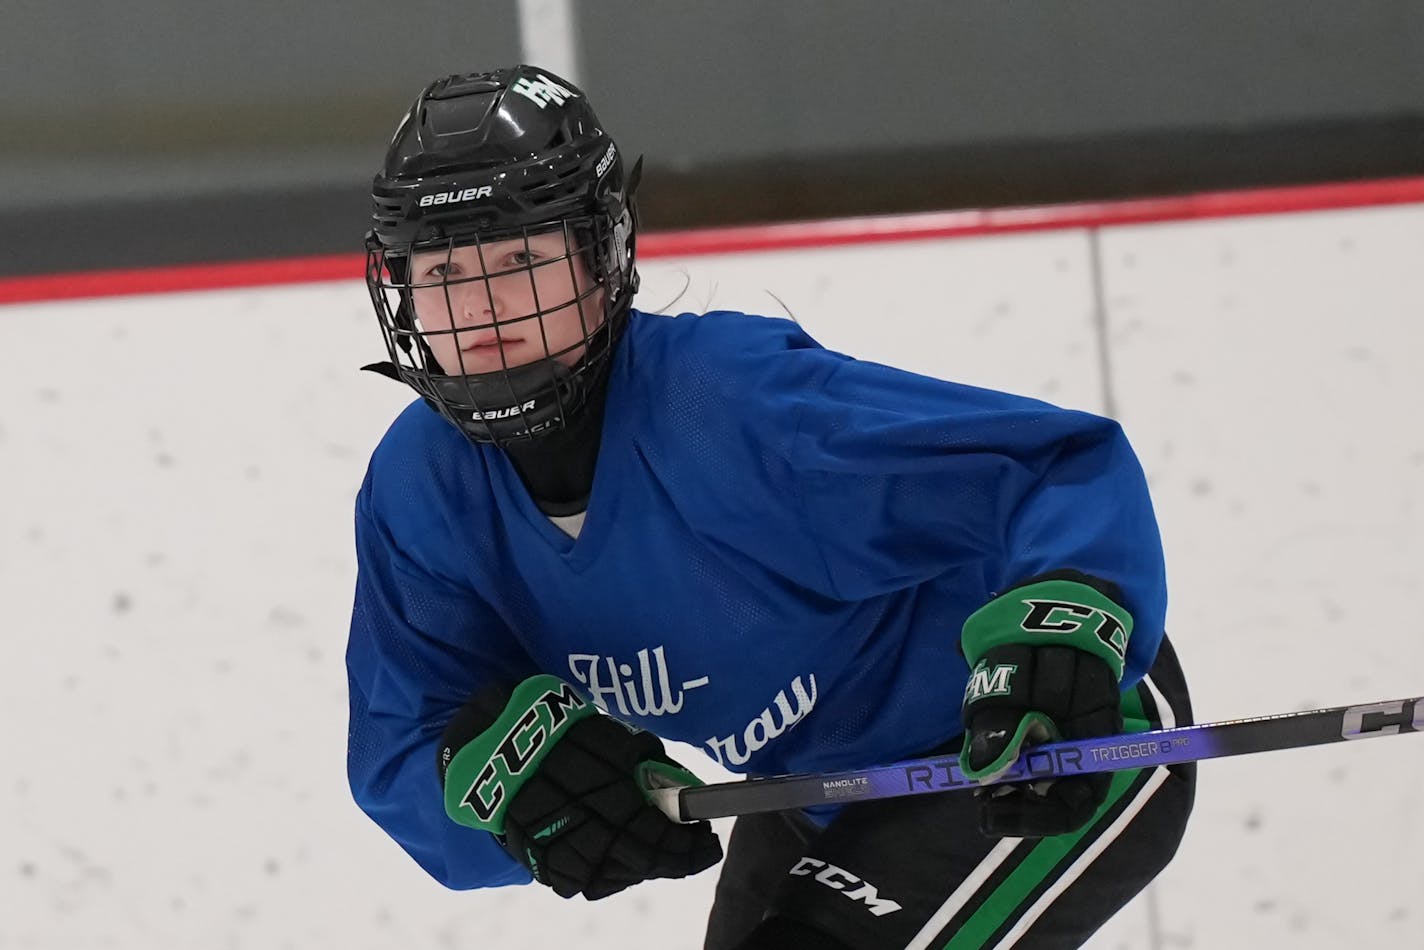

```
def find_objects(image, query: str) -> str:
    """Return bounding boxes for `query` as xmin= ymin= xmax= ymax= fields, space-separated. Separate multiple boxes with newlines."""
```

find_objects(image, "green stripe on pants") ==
xmin=939 ymin=682 xmax=1156 ymax=950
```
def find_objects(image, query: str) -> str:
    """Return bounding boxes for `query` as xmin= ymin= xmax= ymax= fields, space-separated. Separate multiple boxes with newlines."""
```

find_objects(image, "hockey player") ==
xmin=346 ymin=65 xmax=1196 ymax=950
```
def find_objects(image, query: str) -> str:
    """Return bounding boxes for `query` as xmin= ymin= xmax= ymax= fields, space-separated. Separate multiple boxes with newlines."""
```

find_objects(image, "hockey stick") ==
xmin=647 ymin=695 xmax=1423 ymax=823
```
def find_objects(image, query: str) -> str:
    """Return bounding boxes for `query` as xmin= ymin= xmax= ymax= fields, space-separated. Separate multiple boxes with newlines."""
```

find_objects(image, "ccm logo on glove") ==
xmin=438 ymin=674 xmax=722 ymax=900
xmin=444 ymin=677 xmax=590 ymax=827
xmin=1019 ymin=599 xmax=1129 ymax=662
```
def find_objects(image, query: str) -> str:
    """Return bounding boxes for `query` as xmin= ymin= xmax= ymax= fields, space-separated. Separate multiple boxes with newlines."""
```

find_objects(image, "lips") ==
xmin=460 ymin=331 xmax=522 ymax=351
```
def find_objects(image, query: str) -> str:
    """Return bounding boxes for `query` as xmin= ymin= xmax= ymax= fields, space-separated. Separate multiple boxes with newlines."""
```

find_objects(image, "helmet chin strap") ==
xmin=431 ymin=360 xmax=582 ymax=443
xmin=360 ymin=357 xmax=584 ymax=443
xmin=361 ymin=339 xmax=611 ymax=511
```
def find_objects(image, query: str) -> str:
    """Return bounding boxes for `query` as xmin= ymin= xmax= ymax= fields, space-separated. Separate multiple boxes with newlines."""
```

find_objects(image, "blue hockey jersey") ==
xmin=345 ymin=309 xmax=1168 ymax=889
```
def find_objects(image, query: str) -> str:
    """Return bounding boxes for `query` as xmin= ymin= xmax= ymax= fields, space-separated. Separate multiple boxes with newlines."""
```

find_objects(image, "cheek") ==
xmin=420 ymin=333 xmax=461 ymax=373
xmin=543 ymin=292 xmax=607 ymax=364
xmin=548 ymin=290 xmax=605 ymax=336
xmin=410 ymin=290 xmax=456 ymax=330
xmin=528 ymin=268 xmax=579 ymax=308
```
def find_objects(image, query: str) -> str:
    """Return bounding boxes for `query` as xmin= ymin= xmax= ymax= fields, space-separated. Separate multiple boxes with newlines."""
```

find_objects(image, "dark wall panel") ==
xmin=6 ymin=1 xmax=1424 ymax=273
xmin=579 ymin=1 xmax=1424 ymax=165
xmin=4 ymin=0 xmax=522 ymax=160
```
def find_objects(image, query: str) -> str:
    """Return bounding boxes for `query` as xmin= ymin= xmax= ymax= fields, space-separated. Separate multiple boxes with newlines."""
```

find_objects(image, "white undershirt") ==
xmin=548 ymin=510 xmax=587 ymax=539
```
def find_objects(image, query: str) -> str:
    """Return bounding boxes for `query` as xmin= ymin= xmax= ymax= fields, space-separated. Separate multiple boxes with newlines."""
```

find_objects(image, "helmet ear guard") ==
xmin=362 ymin=65 xmax=639 ymax=446
xmin=599 ymin=156 xmax=642 ymax=300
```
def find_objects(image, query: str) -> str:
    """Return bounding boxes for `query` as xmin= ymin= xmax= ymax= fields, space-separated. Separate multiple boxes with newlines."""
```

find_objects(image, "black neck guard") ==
xmin=501 ymin=365 xmax=611 ymax=514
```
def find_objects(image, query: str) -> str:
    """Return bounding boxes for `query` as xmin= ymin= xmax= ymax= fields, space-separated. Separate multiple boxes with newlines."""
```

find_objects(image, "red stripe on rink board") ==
xmin=4 ymin=175 xmax=1424 ymax=306
xmin=643 ymin=174 xmax=1424 ymax=256
xmin=0 ymin=253 xmax=365 ymax=307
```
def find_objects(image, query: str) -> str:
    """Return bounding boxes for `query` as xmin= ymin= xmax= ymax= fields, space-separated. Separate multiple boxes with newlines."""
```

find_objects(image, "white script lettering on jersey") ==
xmin=704 ymin=674 xmax=817 ymax=768
xmin=567 ymin=646 xmax=710 ymax=718
xmin=511 ymin=74 xmax=578 ymax=109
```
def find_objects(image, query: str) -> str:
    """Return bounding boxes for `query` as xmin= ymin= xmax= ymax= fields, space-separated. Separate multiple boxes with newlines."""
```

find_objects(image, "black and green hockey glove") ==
xmin=958 ymin=571 xmax=1133 ymax=838
xmin=437 ymin=675 xmax=723 ymax=900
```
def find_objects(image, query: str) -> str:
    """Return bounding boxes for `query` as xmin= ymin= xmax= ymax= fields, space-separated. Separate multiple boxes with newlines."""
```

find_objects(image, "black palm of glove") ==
xmin=959 ymin=571 xmax=1133 ymax=839
xmin=963 ymin=642 xmax=1122 ymax=837
xmin=438 ymin=675 xmax=723 ymax=900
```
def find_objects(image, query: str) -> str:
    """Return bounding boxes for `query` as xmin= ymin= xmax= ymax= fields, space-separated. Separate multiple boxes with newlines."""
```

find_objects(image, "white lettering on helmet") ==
xmin=510 ymin=74 xmax=578 ymax=109
xmin=471 ymin=400 xmax=537 ymax=422
xmin=595 ymin=143 xmax=617 ymax=179
xmin=418 ymin=186 xmax=494 ymax=208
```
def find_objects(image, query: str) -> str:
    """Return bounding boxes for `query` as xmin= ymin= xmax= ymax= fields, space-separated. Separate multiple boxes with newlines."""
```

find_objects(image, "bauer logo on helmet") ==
xmin=472 ymin=400 xmax=538 ymax=422
xmin=418 ymin=186 xmax=494 ymax=208
xmin=595 ymin=143 xmax=617 ymax=179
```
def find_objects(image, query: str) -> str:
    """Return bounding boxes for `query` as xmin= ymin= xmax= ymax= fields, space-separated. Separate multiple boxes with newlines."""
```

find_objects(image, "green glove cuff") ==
xmin=443 ymin=675 xmax=597 ymax=835
xmin=961 ymin=579 xmax=1134 ymax=681
xmin=959 ymin=710 xmax=1061 ymax=783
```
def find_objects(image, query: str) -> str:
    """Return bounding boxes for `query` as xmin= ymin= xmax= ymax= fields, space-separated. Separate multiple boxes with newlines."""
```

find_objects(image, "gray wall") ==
xmin=4 ymin=1 xmax=1424 ymax=266
xmin=2 ymin=0 xmax=522 ymax=202
xmin=9 ymin=1 xmax=1423 ymax=163
xmin=584 ymin=1 xmax=1424 ymax=166
xmin=4 ymin=0 xmax=521 ymax=146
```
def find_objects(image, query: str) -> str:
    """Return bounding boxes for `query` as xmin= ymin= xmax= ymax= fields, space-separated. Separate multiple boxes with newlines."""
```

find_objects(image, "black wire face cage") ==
xmin=366 ymin=214 xmax=633 ymax=446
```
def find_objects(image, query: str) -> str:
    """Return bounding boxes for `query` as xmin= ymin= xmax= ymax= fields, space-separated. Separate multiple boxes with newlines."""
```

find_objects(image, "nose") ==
xmin=450 ymin=275 xmax=502 ymax=328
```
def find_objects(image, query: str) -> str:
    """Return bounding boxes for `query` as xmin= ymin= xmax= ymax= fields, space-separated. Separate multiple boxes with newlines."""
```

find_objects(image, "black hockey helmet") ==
xmin=364 ymin=65 xmax=639 ymax=444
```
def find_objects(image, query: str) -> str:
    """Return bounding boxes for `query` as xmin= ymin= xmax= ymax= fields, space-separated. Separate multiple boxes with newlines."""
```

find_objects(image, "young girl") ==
xmin=347 ymin=64 xmax=1194 ymax=950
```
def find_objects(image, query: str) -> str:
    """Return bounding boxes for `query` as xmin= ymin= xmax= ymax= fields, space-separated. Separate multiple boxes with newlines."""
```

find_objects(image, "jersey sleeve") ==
xmin=787 ymin=353 xmax=1167 ymax=689
xmin=345 ymin=485 xmax=533 ymax=890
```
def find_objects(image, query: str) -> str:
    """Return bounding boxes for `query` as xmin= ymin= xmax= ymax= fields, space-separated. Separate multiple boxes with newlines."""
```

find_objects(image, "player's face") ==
xmin=407 ymin=229 xmax=606 ymax=375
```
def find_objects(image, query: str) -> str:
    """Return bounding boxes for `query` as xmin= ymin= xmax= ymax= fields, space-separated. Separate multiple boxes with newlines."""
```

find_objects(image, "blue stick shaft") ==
xmin=663 ymin=695 xmax=1423 ymax=822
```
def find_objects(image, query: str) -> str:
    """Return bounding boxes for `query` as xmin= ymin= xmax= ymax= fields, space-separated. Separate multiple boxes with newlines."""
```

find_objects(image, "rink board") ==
xmin=2 ymin=201 xmax=1421 ymax=949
